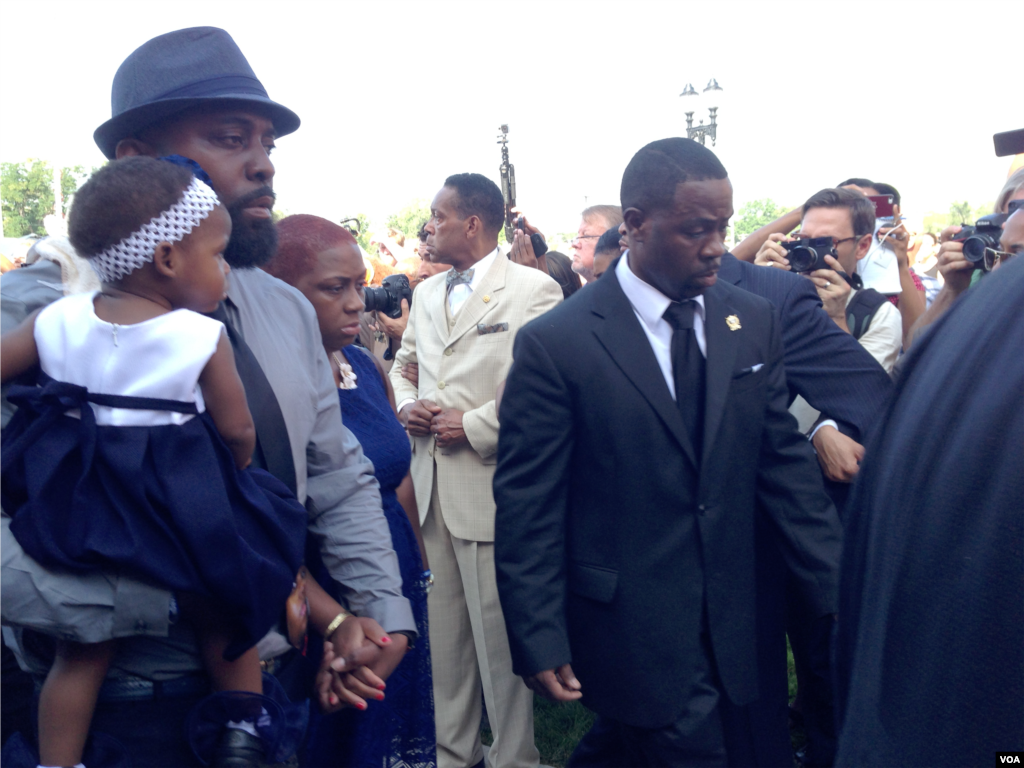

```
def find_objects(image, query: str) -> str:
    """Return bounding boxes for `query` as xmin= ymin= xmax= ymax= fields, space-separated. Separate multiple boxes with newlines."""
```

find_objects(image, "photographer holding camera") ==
xmin=756 ymin=188 xmax=903 ymax=373
xmin=907 ymin=168 xmax=1024 ymax=348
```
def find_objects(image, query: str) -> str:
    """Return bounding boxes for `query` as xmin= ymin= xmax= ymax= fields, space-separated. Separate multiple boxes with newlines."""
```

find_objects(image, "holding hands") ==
xmin=316 ymin=616 xmax=408 ymax=713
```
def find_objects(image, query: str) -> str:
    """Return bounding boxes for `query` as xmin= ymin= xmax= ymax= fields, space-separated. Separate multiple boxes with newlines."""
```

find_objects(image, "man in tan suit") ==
xmin=391 ymin=173 xmax=562 ymax=768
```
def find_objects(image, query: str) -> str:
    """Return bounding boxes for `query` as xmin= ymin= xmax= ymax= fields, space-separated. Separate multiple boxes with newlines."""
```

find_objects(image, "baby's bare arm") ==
xmin=0 ymin=309 xmax=41 ymax=384
xmin=197 ymin=330 xmax=256 ymax=469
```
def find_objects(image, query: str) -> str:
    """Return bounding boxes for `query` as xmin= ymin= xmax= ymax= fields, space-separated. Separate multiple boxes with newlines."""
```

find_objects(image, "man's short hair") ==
xmin=582 ymin=205 xmax=623 ymax=231
xmin=620 ymin=138 xmax=728 ymax=213
xmin=802 ymin=188 xmax=876 ymax=237
xmin=836 ymin=177 xmax=876 ymax=190
xmin=443 ymin=173 xmax=505 ymax=236
xmin=68 ymin=157 xmax=195 ymax=259
xmin=594 ymin=228 xmax=622 ymax=257
xmin=417 ymin=220 xmax=429 ymax=242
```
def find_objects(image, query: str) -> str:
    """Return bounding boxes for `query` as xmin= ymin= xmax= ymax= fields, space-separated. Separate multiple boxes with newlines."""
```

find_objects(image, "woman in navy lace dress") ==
xmin=267 ymin=215 xmax=435 ymax=768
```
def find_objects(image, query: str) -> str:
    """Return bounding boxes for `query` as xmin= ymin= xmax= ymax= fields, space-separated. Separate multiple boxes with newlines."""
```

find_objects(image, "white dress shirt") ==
xmin=616 ymin=253 xmax=706 ymax=401
xmin=448 ymin=247 xmax=499 ymax=315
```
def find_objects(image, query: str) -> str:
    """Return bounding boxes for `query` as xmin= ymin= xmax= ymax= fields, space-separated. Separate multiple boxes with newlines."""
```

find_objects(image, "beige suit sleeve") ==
xmin=462 ymin=275 xmax=563 ymax=459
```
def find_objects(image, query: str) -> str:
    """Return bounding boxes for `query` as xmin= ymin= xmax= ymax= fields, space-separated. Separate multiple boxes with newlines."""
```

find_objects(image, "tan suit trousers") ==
xmin=425 ymin=465 xmax=538 ymax=768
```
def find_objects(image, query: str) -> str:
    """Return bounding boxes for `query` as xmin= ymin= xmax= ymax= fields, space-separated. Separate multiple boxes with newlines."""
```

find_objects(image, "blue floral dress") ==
xmin=304 ymin=345 xmax=435 ymax=768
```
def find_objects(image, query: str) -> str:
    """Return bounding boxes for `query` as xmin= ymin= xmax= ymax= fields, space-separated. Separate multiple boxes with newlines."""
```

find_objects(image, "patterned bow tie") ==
xmin=446 ymin=268 xmax=475 ymax=289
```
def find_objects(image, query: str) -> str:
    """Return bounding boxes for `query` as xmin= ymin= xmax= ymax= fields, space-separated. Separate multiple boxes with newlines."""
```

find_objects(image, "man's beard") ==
xmin=224 ymin=186 xmax=278 ymax=269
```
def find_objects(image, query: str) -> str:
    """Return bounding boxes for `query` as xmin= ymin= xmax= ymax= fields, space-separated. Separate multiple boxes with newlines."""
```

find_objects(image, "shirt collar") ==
xmin=616 ymin=251 xmax=705 ymax=326
xmin=467 ymin=247 xmax=500 ymax=291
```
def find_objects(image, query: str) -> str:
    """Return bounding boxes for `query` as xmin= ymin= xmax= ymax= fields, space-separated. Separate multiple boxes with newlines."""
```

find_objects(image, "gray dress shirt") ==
xmin=1 ymin=263 xmax=413 ymax=679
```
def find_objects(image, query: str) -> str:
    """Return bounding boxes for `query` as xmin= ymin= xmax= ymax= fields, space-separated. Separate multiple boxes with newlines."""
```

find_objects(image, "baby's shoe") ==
xmin=213 ymin=728 xmax=263 ymax=768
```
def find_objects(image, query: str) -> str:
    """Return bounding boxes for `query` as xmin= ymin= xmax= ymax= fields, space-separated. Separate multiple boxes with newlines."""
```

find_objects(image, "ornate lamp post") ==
xmin=679 ymin=78 xmax=724 ymax=146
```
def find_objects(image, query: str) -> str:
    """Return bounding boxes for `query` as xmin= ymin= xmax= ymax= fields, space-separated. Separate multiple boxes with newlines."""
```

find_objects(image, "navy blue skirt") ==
xmin=1 ymin=378 xmax=306 ymax=660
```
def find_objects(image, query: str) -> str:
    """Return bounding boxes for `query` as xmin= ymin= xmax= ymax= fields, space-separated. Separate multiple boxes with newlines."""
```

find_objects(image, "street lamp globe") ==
xmin=702 ymin=78 xmax=724 ymax=110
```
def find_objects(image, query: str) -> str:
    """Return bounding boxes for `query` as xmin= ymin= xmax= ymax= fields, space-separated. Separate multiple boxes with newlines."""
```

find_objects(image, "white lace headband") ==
xmin=89 ymin=176 xmax=220 ymax=282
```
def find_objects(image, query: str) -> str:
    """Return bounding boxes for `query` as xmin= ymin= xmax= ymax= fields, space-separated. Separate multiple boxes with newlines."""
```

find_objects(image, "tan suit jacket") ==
xmin=391 ymin=252 xmax=562 ymax=542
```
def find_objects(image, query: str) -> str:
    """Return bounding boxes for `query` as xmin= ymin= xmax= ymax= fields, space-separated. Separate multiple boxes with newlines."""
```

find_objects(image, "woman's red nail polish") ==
xmin=358 ymin=702 xmax=367 ymax=710
xmin=380 ymin=636 xmax=391 ymax=644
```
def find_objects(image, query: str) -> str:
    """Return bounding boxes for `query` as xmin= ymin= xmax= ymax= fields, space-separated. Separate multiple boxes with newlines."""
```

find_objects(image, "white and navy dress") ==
xmin=1 ymin=292 xmax=306 ymax=659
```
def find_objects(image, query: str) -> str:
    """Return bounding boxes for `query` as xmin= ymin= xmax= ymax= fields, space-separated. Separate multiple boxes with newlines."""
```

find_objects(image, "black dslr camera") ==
xmin=953 ymin=213 xmax=1008 ymax=271
xmin=364 ymin=273 xmax=412 ymax=319
xmin=782 ymin=237 xmax=835 ymax=273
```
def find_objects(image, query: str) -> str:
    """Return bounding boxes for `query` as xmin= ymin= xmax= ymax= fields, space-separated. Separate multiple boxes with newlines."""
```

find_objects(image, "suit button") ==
xmin=438 ymin=381 xmax=446 ymax=389
xmin=136 ymin=620 xmax=148 ymax=631
xmin=698 ymin=504 xmax=706 ymax=514
xmin=444 ymin=348 xmax=453 ymax=357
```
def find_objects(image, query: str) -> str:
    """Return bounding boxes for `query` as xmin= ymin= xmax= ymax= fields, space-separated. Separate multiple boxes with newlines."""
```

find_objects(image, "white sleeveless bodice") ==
xmin=33 ymin=292 xmax=223 ymax=426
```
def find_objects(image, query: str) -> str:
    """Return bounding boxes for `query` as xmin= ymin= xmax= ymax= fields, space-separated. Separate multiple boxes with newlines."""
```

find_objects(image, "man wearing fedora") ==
xmin=0 ymin=27 xmax=415 ymax=766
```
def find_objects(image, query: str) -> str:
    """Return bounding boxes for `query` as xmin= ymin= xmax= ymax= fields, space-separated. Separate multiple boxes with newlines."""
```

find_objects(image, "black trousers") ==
xmin=786 ymin=602 xmax=836 ymax=767
xmin=567 ymin=630 xmax=757 ymax=768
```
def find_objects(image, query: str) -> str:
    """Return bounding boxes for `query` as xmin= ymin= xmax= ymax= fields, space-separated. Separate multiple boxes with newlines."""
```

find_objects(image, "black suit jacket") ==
xmin=494 ymin=263 xmax=842 ymax=729
xmin=718 ymin=253 xmax=892 ymax=442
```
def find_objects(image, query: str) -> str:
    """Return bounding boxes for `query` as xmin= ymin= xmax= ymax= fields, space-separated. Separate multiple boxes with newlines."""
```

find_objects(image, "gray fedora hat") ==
xmin=94 ymin=27 xmax=300 ymax=159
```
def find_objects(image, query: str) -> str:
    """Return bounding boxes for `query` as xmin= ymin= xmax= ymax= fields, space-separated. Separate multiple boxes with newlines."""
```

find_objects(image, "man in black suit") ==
xmin=717 ymin=249 xmax=894 ymax=766
xmin=718 ymin=252 xmax=892 ymax=479
xmin=494 ymin=138 xmax=842 ymax=766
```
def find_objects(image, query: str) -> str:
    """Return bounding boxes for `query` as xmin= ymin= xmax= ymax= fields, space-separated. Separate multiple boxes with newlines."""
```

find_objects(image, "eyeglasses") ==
xmin=831 ymin=236 xmax=859 ymax=249
xmin=983 ymin=247 xmax=1016 ymax=272
xmin=794 ymin=234 xmax=859 ymax=251
xmin=571 ymin=235 xmax=601 ymax=245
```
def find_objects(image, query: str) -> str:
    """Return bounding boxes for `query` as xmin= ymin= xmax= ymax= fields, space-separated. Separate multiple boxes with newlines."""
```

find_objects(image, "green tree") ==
xmin=922 ymin=212 xmax=950 ymax=234
xmin=385 ymin=199 xmax=431 ymax=241
xmin=972 ymin=201 xmax=996 ymax=221
xmin=948 ymin=200 xmax=973 ymax=226
xmin=733 ymin=198 xmax=788 ymax=240
xmin=339 ymin=213 xmax=375 ymax=253
xmin=1 ymin=160 xmax=88 ymax=237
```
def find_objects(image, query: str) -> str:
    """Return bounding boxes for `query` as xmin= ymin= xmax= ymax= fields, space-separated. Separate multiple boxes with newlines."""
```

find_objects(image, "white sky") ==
xmin=2 ymin=0 xmax=1022 ymax=237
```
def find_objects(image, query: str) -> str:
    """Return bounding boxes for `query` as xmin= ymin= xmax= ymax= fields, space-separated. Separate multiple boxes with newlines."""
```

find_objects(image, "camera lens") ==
xmin=787 ymin=246 xmax=819 ymax=274
xmin=363 ymin=285 xmax=386 ymax=312
xmin=961 ymin=235 xmax=990 ymax=264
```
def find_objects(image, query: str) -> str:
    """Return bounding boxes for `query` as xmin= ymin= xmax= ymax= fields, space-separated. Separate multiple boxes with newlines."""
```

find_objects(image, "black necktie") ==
xmin=663 ymin=300 xmax=706 ymax=461
xmin=208 ymin=302 xmax=297 ymax=495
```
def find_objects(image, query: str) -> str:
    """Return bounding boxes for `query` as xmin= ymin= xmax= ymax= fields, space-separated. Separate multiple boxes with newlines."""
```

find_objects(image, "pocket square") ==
xmin=477 ymin=322 xmax=509 ymax=335
xmin=734 ymin=363 xmax=764 ymax=378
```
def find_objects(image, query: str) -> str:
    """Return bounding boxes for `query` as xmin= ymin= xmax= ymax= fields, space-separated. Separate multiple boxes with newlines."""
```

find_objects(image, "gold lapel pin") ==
xmin=725 ymin=315 xmax=741 ymax=331
xmin=482 ymin=295 xmax=491 ymax=303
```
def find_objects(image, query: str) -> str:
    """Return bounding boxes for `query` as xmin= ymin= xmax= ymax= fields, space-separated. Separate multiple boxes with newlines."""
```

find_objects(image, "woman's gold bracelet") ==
xmin=325 ymin=611 xmax=351 ymax=639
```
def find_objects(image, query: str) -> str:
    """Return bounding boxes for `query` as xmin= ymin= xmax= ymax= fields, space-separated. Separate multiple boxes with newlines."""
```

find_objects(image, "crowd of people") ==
xmin=0 ymin=24 xmax=1021 ymax=768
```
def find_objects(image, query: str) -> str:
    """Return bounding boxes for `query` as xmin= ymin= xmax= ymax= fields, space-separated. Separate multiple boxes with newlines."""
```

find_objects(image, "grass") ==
xmin=480 ymin=696 xmax=595 ymax=767
xmin=479 ymin=650 xmax=801 ymax=766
